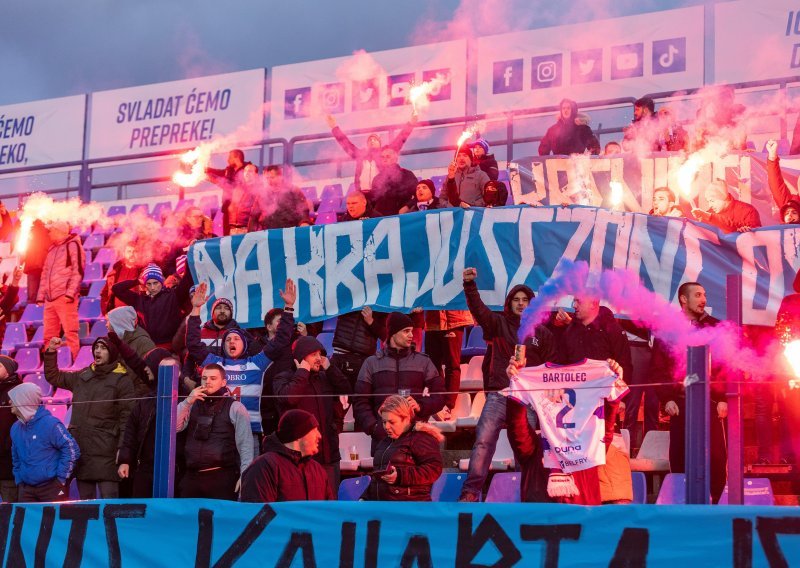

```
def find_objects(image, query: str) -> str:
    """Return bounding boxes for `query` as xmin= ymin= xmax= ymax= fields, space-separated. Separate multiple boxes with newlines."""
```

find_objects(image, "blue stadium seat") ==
xmin=317 ymin=332 xmax=334 ymax=355
xmin=23 ymin=373 xmax=52 ymax=396
xmin=322 ymin=317 xmax=337 ymax=333
xmin=16 ymin=348 xmax=42 ymax=374
xmin=19 ymin=304 xmax=44 ymax=327
xmin=78 ymin=297 xmax=102 ymax=322
xmin=631 ymin=472 xmax=647 ymax=504
xmin=461 ymin=326 xmax=487 ymax=359
xmin=1 ymin=323 xmax=27 ymax=354
xmin=338 ymin=476 xmax=370 ymax=501
xmin=655 ymin=473 xmax=686 ymax=504
xmin=485 ymin=472 xmax=520 ymax=503
xmin=431 ymin=472 xmax=467 ymax=502
xmin=718 ymin=478 xmax=775 ymax=505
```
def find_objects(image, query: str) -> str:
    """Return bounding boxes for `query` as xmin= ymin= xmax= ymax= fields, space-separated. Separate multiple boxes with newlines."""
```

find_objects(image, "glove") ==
xmin=547 ymin=471 xmax=580 ymax=498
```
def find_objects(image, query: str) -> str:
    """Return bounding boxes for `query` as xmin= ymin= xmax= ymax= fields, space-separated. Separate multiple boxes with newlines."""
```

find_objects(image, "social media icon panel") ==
xmin=423 ymin=69 xmax=452 ymax=101
xmin=387 ymin=72 xmax=415 ymax=106
xmin=284 ymin=87 xmax=311 ymax=119
xmin=531 ymin=54 xmax=563 ymax=89
xmin=318 ymin=82 xmax=345 ymax=114
xmin=352 ymin=78 xmax=379 ymax=112
xmin=652 ymin=37 xmax=686 ymax=74
xmin=492 ymin=59 xmax=523 ymax=94
xmin=570 ymin=48 xmax=603 ymax=84
xmin=610 ymin=43 xmax=644 ymax=80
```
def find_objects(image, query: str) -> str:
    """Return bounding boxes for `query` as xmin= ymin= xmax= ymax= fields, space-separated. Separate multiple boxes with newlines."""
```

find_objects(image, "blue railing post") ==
xmin=686 ymin=345 xmax=711 ymax=504
xmin=153 ymin=360 xmax=179 ymax=498
xmin=726 ymin=274 xmax=744 ymax=505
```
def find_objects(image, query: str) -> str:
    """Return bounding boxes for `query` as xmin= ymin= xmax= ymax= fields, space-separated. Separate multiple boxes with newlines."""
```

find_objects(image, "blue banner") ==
xmin=188 ymin=206 xmax=800 ymax=328
xmin=3 ymin=500 xmax=799 ymax=566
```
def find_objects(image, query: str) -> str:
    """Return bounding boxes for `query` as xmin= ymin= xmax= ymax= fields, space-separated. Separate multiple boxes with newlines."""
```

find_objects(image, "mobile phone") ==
xmin=369 ymin=467 xmax=391 ymax=479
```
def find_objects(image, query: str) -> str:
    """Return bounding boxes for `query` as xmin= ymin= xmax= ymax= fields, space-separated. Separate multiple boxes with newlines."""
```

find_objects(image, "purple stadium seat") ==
xmin=56 ymin=345 xmax=72 ymax=369
xmin=12 ymin=287 xmax=28 ymax=312
xmin=322 ymin=317 xmax=337 ymax=333
xmin=317 ymin=197 xmax=342 ymax=214
xmin=461 ymin=326 xmax=486 ymax=359
xmin=78 ymin=297 xmax=102 ymax=322
xmin=655 ymin=473 xmax=686 ymax=504
xmin=107 ymin=205 xmax=127 ymax=217
xmin=68 ymin=346 xmax=94 ymax=370
xmin=93 ymin=247 xmax=117 ymax=268
xmin=431 ymin=472 xmax=467 ymax=502
xmin=338 ymin=477 xmax=370 ymax=501
xmin=300 ymin=186 xmax=319 ymax=205
xmin=1 ymin=323 xmax=27 ymax=354
xmin=18 ymin=325 xmax=44 ymax=350
xmin=198 ymin=195 xmax=220 ymax=217
xmin=86 ymin=281 xmax=105 ymax=298
xmin=632 ymin=472 xmax=647 ymax=504
xmin=82 ymin=233 xmax=105 ymax=251
xmin=46 ymin=402 xmax=69 ymax=425
xmin=82 ymin=262 xmax=105 ymax=284
xmin=320 ymin=184 xmax=343 ymax=202
xmin=23 ymin=373 xmax=52 ymax=396
xmin=151 ymin=201 xmax=172 ymax=221
xmin=87 ymin=320 xmax=109 ymax=341
xmin=84 ymin=249 xmax=93 ymax=265
xmin=718 ymin=478 xmax=775 ymax=505
xmin=78 ymin=321 xmax=92 ymax=346
xmin=315 ymin=211 xmax=338 ymax=225
xmin=16 ymin=348 xmax=42 ymax=374
xmin=175 ymin=199 xmax=195 ymax=214
xmin=485 ymin=472 xmax=521 ymax=503
xmin=19 ymin=304 xmax=44 ymax=327
xmin=317 ymin=332 xmax=334 ymax=355
xmin=130 ymin=203 xmax=149 ymax=216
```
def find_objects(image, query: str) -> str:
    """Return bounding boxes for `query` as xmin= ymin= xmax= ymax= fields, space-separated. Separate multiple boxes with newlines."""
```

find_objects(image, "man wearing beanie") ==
xmin=354 ymin=312 xmax=444 ymax=449
xmin=274 ymin=335 xmax=351 ymax=494
xmin=471 ymin=139 xmax=499 ymax=181
xmin=9 ymin=383 xmax=80 ymax=502
xmin=0 ymin=355 xmax=22 ymax=501
xmin=240 ymin=409 xmax=333 ymax=502
xmin=112 ymin=261 xmax=194 ymax=348
xmin=445 ymin=147 xmax=491 ymax=208
xmin=44 ymin=335 xmax=135 ymax=499
xmin=200 ymin=297 xmax=241 ymax=351
xmin=691 ymin=179 xmax=761 ymax=233
xmin=187 ymin=282 xmax=296 ymax=456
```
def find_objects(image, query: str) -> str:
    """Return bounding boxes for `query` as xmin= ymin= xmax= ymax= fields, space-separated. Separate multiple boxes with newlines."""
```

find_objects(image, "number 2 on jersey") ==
xmin=555 ymin=388 xmax=576 ymax=429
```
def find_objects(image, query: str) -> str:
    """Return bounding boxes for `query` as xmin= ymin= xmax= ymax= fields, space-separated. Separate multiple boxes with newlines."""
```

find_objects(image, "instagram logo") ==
xmin=531 ymin=54 xmax=562 ymax=89
xmin=319 ymin=83 xmax=344 ymax=114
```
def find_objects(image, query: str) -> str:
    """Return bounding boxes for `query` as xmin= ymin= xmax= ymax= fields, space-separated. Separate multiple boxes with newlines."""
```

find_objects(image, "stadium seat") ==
xmin=56 ymin=346 xmax=72 ymax=370
xmin=631 ymin=472 xmax=647 ymax=504
xmin=343 ymin=404 xmax=355 ymax=432
xmin=459 ymin=429 xmax=514 ymax=471
xmin=322 ymin=317 xmax=337 ymax=333
xmin=338 ymin=476 xmax=370 ymax=501
xmin=86 ymin=320 xmax=109 ymax=342
xmin=198 ymin=195 xmax=220 ymax=217
xmin=460 ymin=356 xmax=484 ymax=391
xmin=300 ymin=186 xmax=318 ymax=206
xmin=12 ymin=287 xmax=28 ymax=312
xmin=82 ymin=233 xmax=105 ymax=251
xmin=461 ymin=326 xmax=487 ymax=359
xmin=315 ymin=211 xmax=338 ymax=225
xmin=656 ymin=473 xmax=686 ymax=504
xmin=485 ymin=472 xmax=521 ymax=503
xmin=86 ymin=281 xmax=105 ymax=298
xmin=429 ymin=392 xmax=471 ymax=433
xmin=82 ymin=262 xmax=106 ymax=284
xmin=1 ymin=323 xmax=27 ymax=354
xmin=455 ymin=391 xmax=486 ymax=428
xmin=431 ymin=176 xmax=446 ymax=194
xmin=107 ymin=205 xmax=126 ymax=217
xmin=317 ymin=332 xmax=334 ymax=355
xmin=93 ymin=247 xmax=117 ymax=268
xmin=174 ymin=199 xmax=195 ymax=214
xmin=23 ymin=373 xmax=52 ymax=396
xmin=78 ymin=298 xmax=102 ymax=322
xmin=16 ymin=348 xmax=42 ymax=374
xmin=45 ymin=402 xmax=69 ymax=425
xmin=68 ymin=346 xmax=94 ymax=370
xmin=130 ymin=203 xmax=149 ymax=216
xmin=630 ymin=430 xmax=670 ymax=472
xmin=497 ymin=169 xmax=510 ymax=183
xmin=339 ymin=432 xmax=372 ymax=471
xmin=151 ymin=201 xmax=172 ymax=220
xmin=18 ymin=325 xmax=44 ymax=350
xmin=317 ymin=196 xmax=342 ymax=214
xmin=431 ymin=472 xmax=467 ymax=502
xmin=319 ymin=184 xmax=344 ymax=203
xmin=19 ymin=304 xmax=44 ymax=327
xmin=718 ymin=478 xmax=775 ymax=505
xmin=611 ymin=429 xmax=631 ymax=456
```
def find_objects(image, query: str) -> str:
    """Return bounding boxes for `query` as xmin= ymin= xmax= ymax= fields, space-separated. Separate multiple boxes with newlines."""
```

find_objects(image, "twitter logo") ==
xmin=571 ymin=48 xmax=603 ymax=84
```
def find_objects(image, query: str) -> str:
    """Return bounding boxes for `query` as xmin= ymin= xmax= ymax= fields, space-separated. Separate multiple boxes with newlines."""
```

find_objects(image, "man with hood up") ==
xmin=445 ymin=148 xmax=491 ymax=207
xmin=44 ymin=335 xmax=135 ymax=499
xmin=538 ymin=98 xmax=601 ymax=156
xmin=458 ymin=267 xmax=556 ymax=502
xmin=0 ymin=355 xmax=23 ymax=501
xmin=9 ymin=383 xmax=80 ymax=502
xmin=186 ymin=282 xmax=296 ymax=453
xmin=107 ymin=305 xmax=156 ymax=358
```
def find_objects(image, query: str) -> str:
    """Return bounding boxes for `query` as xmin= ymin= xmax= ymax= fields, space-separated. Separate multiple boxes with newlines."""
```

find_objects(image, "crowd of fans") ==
xmin=0 ymin=89 xmax=798 ymax=506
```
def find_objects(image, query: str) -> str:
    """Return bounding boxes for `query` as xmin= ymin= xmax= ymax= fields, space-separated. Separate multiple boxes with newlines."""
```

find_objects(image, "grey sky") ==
xmin=1 ymin=0 xmax=705 ymax=107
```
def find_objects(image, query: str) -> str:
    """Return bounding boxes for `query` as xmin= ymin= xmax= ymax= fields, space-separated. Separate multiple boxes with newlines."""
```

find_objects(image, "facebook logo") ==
xmin=531 ymin=54 xmax=563 ymax=89
xmin=570 ymin=48 xmax=603 ymax=84
xmin=652 ymin=37 xmax=686 ymax=74
xmin=352 ymin=78 xmax=379 ymax=111
xmin=387 ymin=72 xmax=415 ymax=107
xmin=423 ymin=69 xmax=452 ymax=101
xmin=492 ymin=59 xmax=523 ymax=94
xmin=610 ymin=43 xmax=644 ymax=80
xmin=284 ymin=87 xmax=311 ymax=119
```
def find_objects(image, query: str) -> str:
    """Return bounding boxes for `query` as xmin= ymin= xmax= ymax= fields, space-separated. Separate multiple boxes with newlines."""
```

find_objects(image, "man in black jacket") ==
xmin=370 ymin=147 xmax=418 ymax=216
xmin=274 ymin=336 xmax=351 ymax=495
xmin=205 ymin=149 xmax=252 ymax=236
xmin=240 ymin=409 xmax=334 ymax=502
xmin=458 ymin=268 xmax=556 ymax=502
xmin=0 ymin=355 xmax=22 ymax=502
xmin=538 ymin=99 xmax=601 ymax=156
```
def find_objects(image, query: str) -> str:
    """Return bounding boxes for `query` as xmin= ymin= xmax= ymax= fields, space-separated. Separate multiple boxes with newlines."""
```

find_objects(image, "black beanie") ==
xmin=0 ymin=355 xmax=18 ymax=377
xmin=276 ymin=409 xmax=319 ymax=443
xmin=143 ymin=348 xmax=172 ymax=379
xmin=292 ymin=336 xmax=326 ymax=362
xmin=92 ymin=337 xmax=119 ymax=364
xmin=386 ymin=312 xmax=414 ymax=338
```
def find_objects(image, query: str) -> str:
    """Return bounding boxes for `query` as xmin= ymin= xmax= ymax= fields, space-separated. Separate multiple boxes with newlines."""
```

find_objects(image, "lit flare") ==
xmin=784 ymin=340 xmax=800 ymax=389
xmin=172 ymin=146 xmax=211 ymax=188
xmin=609 ymin=181 xmax=624 ymax=209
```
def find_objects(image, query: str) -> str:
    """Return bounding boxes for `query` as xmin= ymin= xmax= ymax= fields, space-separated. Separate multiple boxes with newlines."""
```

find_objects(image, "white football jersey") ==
xmin=503 ymin=359 xmax=628 ymax=473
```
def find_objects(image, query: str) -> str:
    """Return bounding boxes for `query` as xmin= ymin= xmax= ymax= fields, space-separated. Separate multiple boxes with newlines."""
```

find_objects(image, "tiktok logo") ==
xmin=652 ymin=37 xmax=686 ymax=75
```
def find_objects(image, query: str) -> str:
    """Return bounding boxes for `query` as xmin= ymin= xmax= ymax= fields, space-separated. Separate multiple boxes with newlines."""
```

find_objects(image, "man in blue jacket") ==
xmin=9 ymin=383 xmax=80 ymax=502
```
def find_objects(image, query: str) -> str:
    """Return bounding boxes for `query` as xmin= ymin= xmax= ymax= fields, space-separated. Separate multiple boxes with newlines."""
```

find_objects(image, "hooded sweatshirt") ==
xmin=538 ymin=99 xmax=601 ymax=156
xmin=108 ymin=306 xmax=156 ymax=358
xmin=463 ymin=281 xmax=556 ymax=390
xmin=9 ymin=383 xmax=80 ymax=486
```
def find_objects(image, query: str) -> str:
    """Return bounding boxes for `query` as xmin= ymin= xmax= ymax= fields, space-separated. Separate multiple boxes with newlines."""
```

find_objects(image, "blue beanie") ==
xmin=473 ymin=138 xmax=490 ymax=155
xmin=140 ymin=263 xmax=164 ymax=285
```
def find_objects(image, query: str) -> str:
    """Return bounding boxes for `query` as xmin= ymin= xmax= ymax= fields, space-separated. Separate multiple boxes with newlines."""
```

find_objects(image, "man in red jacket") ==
xmin=691 ymin=180 xmax=761 ymax=233
xmin=240 ymin=409 xmax=333 ymax=502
